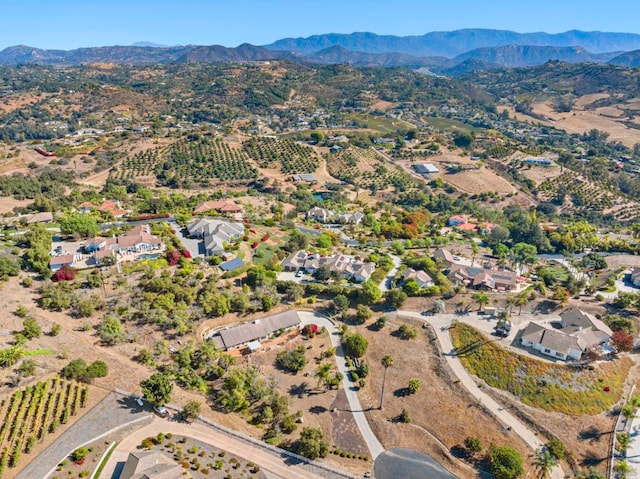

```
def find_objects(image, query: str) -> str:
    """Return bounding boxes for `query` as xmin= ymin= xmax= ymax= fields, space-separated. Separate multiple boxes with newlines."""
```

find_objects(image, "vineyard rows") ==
xmin=0 ymin=377 xmax=88 ymax=477
xmin=327 ymin=146 xmax=420 ymax=192
xmin=536 ymin=171 xmax=640 ymax=222
xmin=243 ymin=136 xmax=320 ymax=174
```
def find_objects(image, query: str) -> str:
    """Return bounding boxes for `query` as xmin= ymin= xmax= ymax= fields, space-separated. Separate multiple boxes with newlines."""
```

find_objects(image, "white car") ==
xmin=295 ymin=270 xmax=304 ymax=278
xmin=154 ymin=406 xmax=170 ymax=417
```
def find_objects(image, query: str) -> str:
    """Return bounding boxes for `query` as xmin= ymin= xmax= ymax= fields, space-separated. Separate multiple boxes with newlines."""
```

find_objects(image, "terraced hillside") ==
xmin=326 ymin=146 xmax=421 ymax=192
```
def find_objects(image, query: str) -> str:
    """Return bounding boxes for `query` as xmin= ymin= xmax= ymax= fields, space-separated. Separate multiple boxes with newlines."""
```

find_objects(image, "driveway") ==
xmin=379 ymin=254 xmax=402 ymax=293
xmin=298 ymin=311 xmax=385 ymax=459
xmin=397 ymin=310 xmax=565 ymax=479
xmin=173 ymin=226 xmax=205 ymax=258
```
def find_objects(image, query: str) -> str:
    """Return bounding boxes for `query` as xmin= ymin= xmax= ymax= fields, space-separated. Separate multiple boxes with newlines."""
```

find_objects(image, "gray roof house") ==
xmin=212 ymin=310 xmax=301 ymax=350
xmin=186 ymin=218 xmax=244 ymax=256
xmin=520 ymin=308 xmax=613 ymax=361
xmin=120 ymin=451 xmax=185 ymax=479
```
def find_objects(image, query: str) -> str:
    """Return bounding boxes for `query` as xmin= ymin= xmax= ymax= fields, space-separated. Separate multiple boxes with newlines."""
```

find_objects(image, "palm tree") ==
xmin=533 ymin=449 xmax=557 ymax=479
xmin=434 ymin=299 xmax=446 ymax=314
xmin=380 ymin=354 xmax=394 ymax=410
xmin=514 ymin=292 xmax=529 ymax=315
xmin=616 ymin=432 xmax=634 ymax=454
xmin=315 ymin=363 xmax=332 ymax=391
xmin=472 ymin=293 xmax=489 ymax=312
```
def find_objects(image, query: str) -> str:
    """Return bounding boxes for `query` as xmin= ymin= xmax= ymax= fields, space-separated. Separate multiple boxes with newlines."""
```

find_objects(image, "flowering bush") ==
xmin=53 ymin=265 xmax=76 ymax=282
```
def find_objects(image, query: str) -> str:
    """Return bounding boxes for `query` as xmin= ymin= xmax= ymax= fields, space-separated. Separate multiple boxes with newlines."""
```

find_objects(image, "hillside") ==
xmin=609 ymin=49 xmax=640 ymax=67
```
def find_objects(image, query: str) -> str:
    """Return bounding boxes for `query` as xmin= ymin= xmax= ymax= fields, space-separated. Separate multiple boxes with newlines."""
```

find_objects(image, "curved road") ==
xmin=397 ymin=310 xmax=565 ymax=479
xmin=298 ymin=311 xmax=385 ymax=459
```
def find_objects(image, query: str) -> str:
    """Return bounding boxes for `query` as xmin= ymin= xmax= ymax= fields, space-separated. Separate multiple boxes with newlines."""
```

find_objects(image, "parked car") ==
xmin=154 ymin=405 xmax=170 ymax=417
xmin=131 ymin=395 xmax=144 ymax=407
xmin=295 ymin=270 xmax=304 ymax=278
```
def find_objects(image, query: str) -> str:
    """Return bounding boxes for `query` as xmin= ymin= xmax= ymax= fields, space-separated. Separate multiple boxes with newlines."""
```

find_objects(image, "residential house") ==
xmin=448 ymin=265 xmax=518 ymax=291
xmin=291 ymin=173 xmax=318 ymax=183
xmin=402 ymin=268 xmax=434 ymax=288
xmin=78 ymin=199 xmax=130 ymax=218
xmin=447 ymin=215 xmax=468 ymax=227
xmin=433 ymin=248 xmax=458 ymax=269
xmin=120 ymin=451 xmax=184 ymax=479
xmin=82 ymin=225 xmax=162 ymax=265
xmin=307 ymin=207 xmax=332 ymax=223
xmin=520 ymin=309 xmax=613 ymax=361
xmin=193 ymin=199 xmax=243 ymax=215
xmin=209 ymin=310 xmax=301 ymax=351
xmin=50 ymin=254 xmax=76 ymax=272
xmin=186 ymin=218 xmax=244 ymax=256
xmin=307 ymin=207 xmax=363 ymax=225
xmin=524 ymin=157 xmax=555 ymax=166
xmin=26 ymin=212 xmax=53 ymax=225
xmin=281 ymin=251 xmax=375 ymax=283
xmin=456 ymin=223 xmax=478 ymax=233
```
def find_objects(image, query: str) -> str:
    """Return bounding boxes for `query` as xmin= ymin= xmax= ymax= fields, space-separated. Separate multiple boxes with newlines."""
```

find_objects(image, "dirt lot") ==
xmin=351 ymin=315 xmax=531 ymax=478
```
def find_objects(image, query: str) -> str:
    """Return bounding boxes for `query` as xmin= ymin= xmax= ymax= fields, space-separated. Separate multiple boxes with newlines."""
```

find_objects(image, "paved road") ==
xmin=379 ymin=254 xmax=402 ymax=293
xmin=298 ymin=311 xmax=385 ymax=459
xmin=17 ymin=393 xmax=153 ymax=479
xmin=101 ymin=417 xmax=343 ymax=479
xmin=397 ymin=310 xmax=565 ymax=479
xmin=626 ymin=410 xmax=640 ymax=479
xmin=374 ymin=448 xmax=457 ymax=479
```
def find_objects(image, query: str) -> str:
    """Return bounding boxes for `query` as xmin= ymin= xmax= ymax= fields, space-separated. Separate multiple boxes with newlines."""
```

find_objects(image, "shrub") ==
xmin=408 ymin=378 xmax=421 ymax=394
xmin=398 ymin=408 xmax=410 ymax=423
xmin=464 ymin=436 xmax=483 ymax=454
xmin=397 ymin=324 xmax=418 ymax=340
xmin=546 ymin=437 xmax=566 ymax=460
xmin=72 ymin=447 xmax=89 ymax=462
xmin=275 ymin=348 xmax=307 ymax=373
xmin=52 ymin=265 xmax=76 ymax=282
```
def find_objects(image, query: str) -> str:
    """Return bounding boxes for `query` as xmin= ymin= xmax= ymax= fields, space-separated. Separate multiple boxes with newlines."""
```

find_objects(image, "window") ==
xmin=555 ymin=352 xmax=564 ymax=358
xmin=544 ymin=348 xmax=551 ymax=353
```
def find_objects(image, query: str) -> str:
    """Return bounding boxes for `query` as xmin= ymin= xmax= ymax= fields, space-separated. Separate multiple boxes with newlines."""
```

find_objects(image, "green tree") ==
xmin=182 ymin=400 xmax=201 ymax=423
xmin=86 ymin=360 xmax=108 ymax=378
xmin=50 ymin=322 xmax=62 ymax=336
xmin=614 ymin=460 xmax=632 ymax=479
xmin=275 ymin=348 xmax=307 ymax=373
xmin=513 ymin=292 xmax=529 ymax=315
xmin=617 ymin=432 xmax=634 ymax=454
xmin=59 ymin=213 xmax=100 ymax=237
xmin=17 ymin=359 xmax=36 ymax=377
xmin=487 ymin=444 xmax=524 ymax=479
xmin=533 ymin=449 xmax=557 ymax=479
xmin=61 ymin=359 xmax=89 ymax=381
xmin=72 ymin=446 xmax=89 ymax=462
xmin=464 ymin=436 xmax=483 ymax=455
xmin=358 ymin=280 xmax=382 ymax=305
xmin=141 ymin=373 xmax=174 ymax=406
xmin=98 ymin=315 xmax=125 ymax=345
xmin=342 ymin=332 xmax=368 ymax=358
xmin=453 ymin=131 xmax=474 ymax=148
xmin=355 ymin=304 xmax=372 ymax=324
xmin=293 ymin=427 xmax=329 ymax=460
xmin=397 ymin=324 xmax=418 ymax=340
xmin=546 ymin=437 xmax=566 ymax=460
xmin=384 ymin=289 xmax=408 ymax=310
xmin=333 ymin=294 xmax=349 ymax=314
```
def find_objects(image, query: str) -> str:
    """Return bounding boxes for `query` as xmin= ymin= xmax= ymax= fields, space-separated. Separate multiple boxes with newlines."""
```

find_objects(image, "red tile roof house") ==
xmin=193 ymin=199 xmax=243 ymax=215
xmin=78 ymin=199 xmax=130 ymax=218
xmin=85 ymin=225 xmax=163 ymax=265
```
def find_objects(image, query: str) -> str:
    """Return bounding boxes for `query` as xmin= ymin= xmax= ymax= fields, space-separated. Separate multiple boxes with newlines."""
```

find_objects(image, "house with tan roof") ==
xmin=78 ymin=199 xmax=130 ymax=218
xmin=448 ymin=265 xmax=519 ymax=291
xmin=26 ymin=212 xmax=54 ymax=224
xmin=401 ymin=268 xmax=434 ymax=288
xmin=186 ymin=218 xmax=244 ymax=256
xmin=520 ymin=308 xmax=613 ymax=361
xmin=83 ymin=224 xmax=163 ymax=265
xmin=193 ymin=199 xmax=243 ymax=215
xmin=281 ymin=250 xmax=375 ymax=283
xmin=120 ymin=451 xmax=185 ymax=479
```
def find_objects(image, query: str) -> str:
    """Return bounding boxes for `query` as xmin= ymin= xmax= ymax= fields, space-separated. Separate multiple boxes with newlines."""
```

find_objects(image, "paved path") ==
xmin=626 ymin=409 xmax=640 ymax=479
xmin=17 ymin=392 xmax=153 ymax=479
xmin=298 ymin=311 xmax=385 ymax=459
xmin=100 ymin=418 xmax=341 ymax=479
xmin=397 ymin=310 xmax=565 ymax=479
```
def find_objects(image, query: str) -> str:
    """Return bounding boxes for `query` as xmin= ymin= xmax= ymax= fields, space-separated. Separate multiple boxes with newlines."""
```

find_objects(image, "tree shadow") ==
xmin=532 ymin=300 xmax=559 ymax=314
xmin=394 ymin=387 xmax=411 ymax=398
xmin=578 ymin=425 xmax=606 ymax=443
xmin=580 ymin=450 xmax=606 ymax=467
xmin=288 ymin=382 xmax=310 ymax=398
xmin=309 ymin=405 xmax=327 ymax=415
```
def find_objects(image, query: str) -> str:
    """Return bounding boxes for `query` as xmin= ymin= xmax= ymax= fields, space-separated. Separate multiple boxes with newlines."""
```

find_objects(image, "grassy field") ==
xmin=450 ymin=323 xmax=631 ymax=416
xmin=538 ymin=264 xmax=570 ymax=285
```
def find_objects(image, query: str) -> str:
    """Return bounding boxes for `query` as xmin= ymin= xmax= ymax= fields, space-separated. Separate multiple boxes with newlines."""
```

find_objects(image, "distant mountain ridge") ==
xmin=265 ymin=29 xmax=640 ymax=57
xmin=2 ymin=29 xmax=640 ymax=72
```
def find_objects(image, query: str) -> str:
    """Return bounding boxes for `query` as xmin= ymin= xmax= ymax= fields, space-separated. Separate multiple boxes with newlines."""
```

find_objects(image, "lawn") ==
xmin=449 ymin=323 xmax=631 ymax=416
xmin=252 ymin=243 xmax=277 ymax=266
xmin=421 ymin=117 xmax=481 ymax=133
xmin=538 ymin=264 xmax=570 ymax=285
xmin=345 ymin=114 xmax=415 ymax=136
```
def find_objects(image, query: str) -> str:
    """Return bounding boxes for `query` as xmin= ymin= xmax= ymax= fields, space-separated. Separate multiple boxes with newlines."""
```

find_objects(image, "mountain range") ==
xmin=2 ymin=29 xmax=640 ymax=72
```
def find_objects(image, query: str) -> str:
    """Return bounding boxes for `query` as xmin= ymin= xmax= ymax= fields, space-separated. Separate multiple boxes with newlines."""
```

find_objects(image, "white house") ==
xmin=186 ymin=218 xmax=244 ymax=256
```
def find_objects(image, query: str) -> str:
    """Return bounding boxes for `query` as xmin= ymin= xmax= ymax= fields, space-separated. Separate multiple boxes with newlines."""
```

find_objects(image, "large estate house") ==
xmin=186 ymin=218 xmax=245 ymax=256
xmin=307 ymin=207 xmax=363 ymax=225
xmin=282 ymin=250 xmax=375 ymax=283
xmin=120 ymin=451 xmax=184 ymax=479
xmin=520 ymin=309 xmax=613 ymax=361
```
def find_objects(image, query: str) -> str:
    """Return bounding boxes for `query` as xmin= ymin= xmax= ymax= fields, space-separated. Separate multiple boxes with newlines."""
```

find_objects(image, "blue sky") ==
xmin=1 ymin=0 xmax=638 ymax=50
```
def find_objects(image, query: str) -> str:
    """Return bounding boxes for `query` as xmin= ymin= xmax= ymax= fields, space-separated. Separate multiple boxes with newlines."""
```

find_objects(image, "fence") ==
xmin=609 ymin=384 xmax=636 ymax=479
